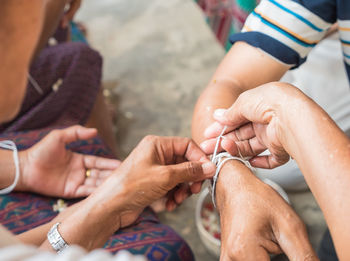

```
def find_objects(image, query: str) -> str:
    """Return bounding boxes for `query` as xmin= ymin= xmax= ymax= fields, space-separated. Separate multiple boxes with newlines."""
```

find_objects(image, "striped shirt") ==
xmin=230 ymin=0 xmax=350 ymax=79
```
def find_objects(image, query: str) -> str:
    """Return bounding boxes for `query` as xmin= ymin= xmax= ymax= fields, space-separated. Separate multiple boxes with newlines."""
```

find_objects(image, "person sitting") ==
xmin=192 ymin=0 xmax=350 ymax=259
xmin=0 ymin=1 xmax=207 ymax=259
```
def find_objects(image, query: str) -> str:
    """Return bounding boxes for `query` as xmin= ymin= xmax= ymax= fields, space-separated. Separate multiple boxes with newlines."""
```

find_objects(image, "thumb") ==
xmin=56 ymin=125 xmax=97 ymax=144
xmin=213 ymin=106 xmax=249 ymax=129
xmin=167 ymin=161 xmax=215 ymax=185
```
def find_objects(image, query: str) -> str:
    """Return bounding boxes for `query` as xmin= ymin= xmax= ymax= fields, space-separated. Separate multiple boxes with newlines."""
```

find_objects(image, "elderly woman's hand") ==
xmin=87 ymin=135 xmax=216 ymax=228
xmin=44 ymin=135 xmax=215 ymax=250
xmin=19 ymin=125 xmax=121 ymax=198
xmin=216 ymin=160 xmax=317 ymax=260
xmin=201 ymin=82 xmax=308 ymax=169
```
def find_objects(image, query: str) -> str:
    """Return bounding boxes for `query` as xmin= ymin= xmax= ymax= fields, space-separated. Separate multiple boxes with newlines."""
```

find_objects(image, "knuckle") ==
xmin=160 ymin=166 xmax=174 ymax=185
xmin=49 ymin=129 xmax=61 ymax=138
xmin=186 ymin=162 xmax=197 ymax=177
xmin=228 ymin=247 xmax=245 ymax=260
xmin=142 ymin=135 xmax=158 ymax=144
xmin=282 ymin=211 xmax=306 ymax=234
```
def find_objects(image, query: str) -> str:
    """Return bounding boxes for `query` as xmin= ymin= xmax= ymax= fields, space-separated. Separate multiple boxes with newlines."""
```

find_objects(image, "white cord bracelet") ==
xmin=0 ymin=140 xmax=20 ymax=195
xmin=210 ymin=126 xmax=254 ymax=208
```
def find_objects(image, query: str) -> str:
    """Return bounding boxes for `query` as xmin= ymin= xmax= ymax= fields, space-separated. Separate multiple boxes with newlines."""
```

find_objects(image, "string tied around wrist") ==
xmin=210 ymin=126 xmax=254 ymax=208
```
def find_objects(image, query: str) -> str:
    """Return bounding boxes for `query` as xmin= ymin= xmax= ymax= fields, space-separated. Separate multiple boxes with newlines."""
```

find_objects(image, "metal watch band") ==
xmin=47 ymin=222 xmax=69 ymax=253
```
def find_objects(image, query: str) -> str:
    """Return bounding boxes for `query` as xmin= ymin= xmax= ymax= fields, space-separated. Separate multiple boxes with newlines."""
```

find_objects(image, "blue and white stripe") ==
xmin=242 ymin=0 xmax=332 ymax=60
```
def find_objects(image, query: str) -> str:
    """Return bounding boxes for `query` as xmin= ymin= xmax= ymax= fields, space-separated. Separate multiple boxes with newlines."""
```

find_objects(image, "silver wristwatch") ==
xmin=47 ymin=222 xmax=69 ymax=253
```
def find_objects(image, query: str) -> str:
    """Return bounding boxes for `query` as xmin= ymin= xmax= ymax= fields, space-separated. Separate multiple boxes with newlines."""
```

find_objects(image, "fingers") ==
xmin=167 ymin=161 xmax=216 ymax=185
xmin=74 ymin=185 xmax=96 ymax=198
xmin=200 ymin=137 xmax=227 ymax=155
xmin=55 ymin=125 xmax=97 ymax=144
xmin=190 ymin=181 xmax=203 ymax=194
xmin=227 ymin=138 xmax=267 ymax=158
xmin=213 ymin=90 xmax=272 ymax=129
xmin=173 ymin=137 xmax=210 ymax=162
xmin=174 ymin=183 xmax=192 ymax=205
xmin=83 ymin=155 xmax=121 ymax=170
xmin=249 ymin=153 xmax=289 ymax=169
xmin=165 ymin=184 xmax=192 ymax=211
xmin=213 ymin=105 xmax=249 ymax=130
xmin=204 ymin=122 xmax=234 ymax=139
xmin=201 ymin=125 xmax=266 ymax=158
xmin=74 ymin=169 xmax=115 ymax=198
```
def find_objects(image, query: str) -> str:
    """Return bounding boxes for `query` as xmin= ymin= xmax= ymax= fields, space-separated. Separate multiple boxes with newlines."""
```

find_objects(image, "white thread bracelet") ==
xmin=0 ymin=140 xmax=20 ymax=195
xmin=210 ymin=126 xmax=254 ymax=208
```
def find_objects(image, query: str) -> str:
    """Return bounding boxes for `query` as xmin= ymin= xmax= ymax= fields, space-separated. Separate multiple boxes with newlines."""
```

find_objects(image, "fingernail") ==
xmin=202 ymin=162 xmax=216 ymax=175
xmin=214 ymin=108 xmax=227 ymax=118
xmin=204 ymin=127 xmax=212 ymax=138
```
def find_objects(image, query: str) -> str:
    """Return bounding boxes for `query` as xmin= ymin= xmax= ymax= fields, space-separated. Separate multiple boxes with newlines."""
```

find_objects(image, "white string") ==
xmin=28 ymin=74 xmax=44 ymax=95
xmin=210 ymin=126 xmax=254 ymax=208
xmin=0 ymin=141 xmax=20 ymax=195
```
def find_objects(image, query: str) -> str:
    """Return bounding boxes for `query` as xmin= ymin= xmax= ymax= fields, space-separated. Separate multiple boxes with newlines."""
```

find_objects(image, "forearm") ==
xmin=16 ymin=202 xmax=82 ymax=246
xmin=192 ymin=42 xmax=289 ymax=144
xmin=17 ymin=222 xmax=52 ymax=246
xmin=39 ymin=196 xmax=122 ymax=251
xmin=192 ymin=81 xmax=243 ymax=144
xmin=280 ymin=96 xmax=350 ymax=259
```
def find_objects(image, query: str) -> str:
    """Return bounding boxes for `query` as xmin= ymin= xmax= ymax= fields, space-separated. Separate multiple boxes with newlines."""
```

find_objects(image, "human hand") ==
xmin=88 ymin=135 xmax=216 ymax=228
xmin=201 ymin=83 xmax=307 ymax=168
xmin=61 ymin=0 xmax=82 ymax=28
xmin=217 ymin=160 xmax=317 ymax=260
xmin=19 ymin=125 xmax=121 ymax=198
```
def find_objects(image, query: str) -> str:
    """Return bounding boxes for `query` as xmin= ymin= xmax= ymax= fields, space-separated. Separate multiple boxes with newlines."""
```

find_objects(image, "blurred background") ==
xmin=75 ymin=0 xmax=326 ymax=260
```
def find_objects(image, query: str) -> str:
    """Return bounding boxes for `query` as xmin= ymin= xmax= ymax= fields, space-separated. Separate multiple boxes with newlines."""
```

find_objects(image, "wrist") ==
xmin=215 ymin=160 xmax=257 ymax=211
xmin=16 ymin=150 xmax=29 ymax=191
xmin=56 ymin=197 xmax=122 ymax=250
xmin=276 ymin=88 xmax=317 ymax=156
xmin=268 ymin=83 xmax=312 ymax=153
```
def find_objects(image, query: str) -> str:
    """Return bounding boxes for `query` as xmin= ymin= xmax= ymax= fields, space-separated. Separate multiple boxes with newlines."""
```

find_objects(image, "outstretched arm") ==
xmin=191 ymin=41 xmax=289 ymax=145
xmin=208 ymin=83 xmax=350 ymax=260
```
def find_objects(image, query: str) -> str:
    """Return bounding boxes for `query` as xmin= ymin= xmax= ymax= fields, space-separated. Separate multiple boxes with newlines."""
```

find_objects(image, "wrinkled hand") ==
xmin=20 ymin=125 xmax=121 ymax=198
xmin=201 ymin=83 xmax=305 ymax=168
xmin=217 ymin=161 xmax=317 ymax=260
xmin=61 ymin=0 xmax=82 ymax=28
xmin=89 ymin=135 xmax=216 ymax=228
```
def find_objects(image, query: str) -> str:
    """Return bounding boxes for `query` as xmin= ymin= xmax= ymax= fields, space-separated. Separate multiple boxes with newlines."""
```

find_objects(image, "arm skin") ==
xmin=191 ymin=41 xmax=290 ymax=146
xmin=209 ymin=83 xmax=350 ymax=260
xmin=0 ymin=0 xmax=45 ymax=122
xmin=191 ymin=45 xmax=316 ymax=260
xmin=13 ymin=136 xmax=215 ymax=251
xmin=216 ymin=161 xmax=315 ymax=261
xmin=277 ymin=89 xmax=350 ymax=260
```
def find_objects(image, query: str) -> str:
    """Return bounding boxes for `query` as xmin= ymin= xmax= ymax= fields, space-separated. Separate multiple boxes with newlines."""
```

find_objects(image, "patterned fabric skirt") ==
xmin=194 ymin=0 xmax=259 ymax=50
xmin=0 ymin=39 xmax=194 ymax=260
